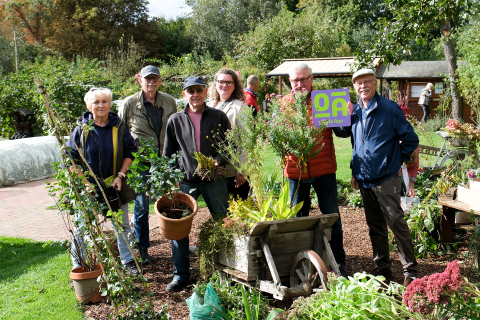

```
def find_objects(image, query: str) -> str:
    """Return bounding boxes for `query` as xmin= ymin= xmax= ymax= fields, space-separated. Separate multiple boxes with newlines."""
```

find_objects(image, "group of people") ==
xmin=68 ymin=62 xmax=420 ymax=293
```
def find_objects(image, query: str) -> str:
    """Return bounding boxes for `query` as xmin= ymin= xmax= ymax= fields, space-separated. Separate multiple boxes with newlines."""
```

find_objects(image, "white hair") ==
xmin=427 ymin=83 xmax=434 ymax=89
xmin=289 ymin=62 xmax=312 ymax=77
xmin=84 ymin=88 xmax=113 ymax=110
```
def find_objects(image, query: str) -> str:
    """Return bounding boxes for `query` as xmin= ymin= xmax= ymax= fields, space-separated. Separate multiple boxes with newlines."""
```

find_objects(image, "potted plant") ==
xmin=442 ymin=119 xmax=480 ymax=166
xmin=128 ymin=138 xmax=198 ymax=240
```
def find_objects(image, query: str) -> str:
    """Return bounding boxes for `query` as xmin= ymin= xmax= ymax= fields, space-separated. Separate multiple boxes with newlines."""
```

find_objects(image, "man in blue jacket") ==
xmin=349 ymin=69 xmax=418 ymax=287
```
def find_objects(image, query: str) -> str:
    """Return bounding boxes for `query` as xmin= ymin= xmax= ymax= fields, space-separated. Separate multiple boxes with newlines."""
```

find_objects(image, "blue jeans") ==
xmin=71 ymin=203 xmax=134 ymax=269
xmin=171 ymin=179 xmax=229 ymax=282
xmin=288 ymin=173 xmax=346 ymax=265
xmin=133 ymin=167 xmax=150 ymax=250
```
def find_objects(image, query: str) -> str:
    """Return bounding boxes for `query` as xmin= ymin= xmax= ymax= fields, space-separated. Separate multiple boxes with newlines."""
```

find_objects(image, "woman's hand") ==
xmin=112 ymin=177 xmax=122 ymax=191
xmin=85 ymin=181 xmax=96 ymax=194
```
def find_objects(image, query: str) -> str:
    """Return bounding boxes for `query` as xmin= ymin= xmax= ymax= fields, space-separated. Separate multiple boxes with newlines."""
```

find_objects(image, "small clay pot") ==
xmin=154 ymin=192 xmax=198 ymax=240
xmin=70 ymin=264 xmax=103 ymax=304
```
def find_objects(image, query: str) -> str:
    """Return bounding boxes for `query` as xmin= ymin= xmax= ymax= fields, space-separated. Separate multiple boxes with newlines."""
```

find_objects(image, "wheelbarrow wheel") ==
xmin=290 ymin=250 xmax=328 ymax=291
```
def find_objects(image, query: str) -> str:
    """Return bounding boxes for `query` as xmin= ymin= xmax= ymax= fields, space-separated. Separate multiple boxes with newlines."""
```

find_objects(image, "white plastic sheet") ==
xmin=0 ymin=136 xmax=62 ymax=185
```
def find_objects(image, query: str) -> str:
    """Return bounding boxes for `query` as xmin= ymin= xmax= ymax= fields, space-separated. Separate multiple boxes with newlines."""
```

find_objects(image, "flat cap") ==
xmin=140 ymin=65 xmax=161 ymax=78
xmin=352 ymin=68 xmax=376 ymax=82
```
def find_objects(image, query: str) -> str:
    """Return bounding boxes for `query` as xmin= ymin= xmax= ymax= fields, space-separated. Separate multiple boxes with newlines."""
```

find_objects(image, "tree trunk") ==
xmin=440 ymin=20 xmax=463 ymax=120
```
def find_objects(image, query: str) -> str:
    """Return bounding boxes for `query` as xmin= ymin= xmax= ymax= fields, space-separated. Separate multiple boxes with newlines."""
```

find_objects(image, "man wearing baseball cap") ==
xmin=119 ymin=65 xmax=177 ymax=265
xmin=348 ymin=68 xmax=419 ymax=287
xmin=163 ymin=76 xmax=231 ymax=292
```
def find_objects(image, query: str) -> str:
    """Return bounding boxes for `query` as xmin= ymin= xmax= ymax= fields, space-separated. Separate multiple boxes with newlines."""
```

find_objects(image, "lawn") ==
xmin=0 ymin=236 xmax=83 ymax=320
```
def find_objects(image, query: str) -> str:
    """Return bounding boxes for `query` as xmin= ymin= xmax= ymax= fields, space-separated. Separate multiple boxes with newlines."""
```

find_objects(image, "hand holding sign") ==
xmin=312 ymin=89 xmax=351 ymax=128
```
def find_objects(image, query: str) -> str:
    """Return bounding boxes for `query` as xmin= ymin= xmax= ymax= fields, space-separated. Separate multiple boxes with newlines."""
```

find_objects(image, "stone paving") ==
xmin=0 ymin=177 xmax=159 ymax=242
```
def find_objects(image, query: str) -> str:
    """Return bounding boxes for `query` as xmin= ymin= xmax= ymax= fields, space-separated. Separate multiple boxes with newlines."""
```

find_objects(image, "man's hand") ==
xmin=351 ymin=176 xmax=359 ymax=190
xmin=235 ymin=173 xmax=246 ymax=188
xmin=408 ymin=181 xmax=415 ymax=197
xmin=347 ymin=102 xmax=354 ymax=115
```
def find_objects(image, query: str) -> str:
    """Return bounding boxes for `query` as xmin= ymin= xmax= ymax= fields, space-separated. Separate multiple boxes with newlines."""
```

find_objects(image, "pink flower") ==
xmin=266 ymin=121 xmax=271 ymax=124
xmin=277 ymin=95 xmax=283 ymax=98
xmin=270 ymin=93 xmax=276 ymax=98
xmin=235 ymin=70 xmax=240 ymax=75
xmin=134 ymin=81 xmax=138 ymax=85
xmin=468 ymin=171 xmax=475 ymax=178
xmin=135 ymin=73 xmax=139 ymax=79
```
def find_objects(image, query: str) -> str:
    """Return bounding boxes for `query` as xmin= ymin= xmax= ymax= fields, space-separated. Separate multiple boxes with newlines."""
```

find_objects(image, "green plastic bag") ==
xmin=186 ymin=284 xmax=226 ymax=320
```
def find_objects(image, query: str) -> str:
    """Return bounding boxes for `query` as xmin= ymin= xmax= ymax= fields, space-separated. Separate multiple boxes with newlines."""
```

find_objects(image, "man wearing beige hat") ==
xmin=348 ymin=68 xmax=419 ymax=287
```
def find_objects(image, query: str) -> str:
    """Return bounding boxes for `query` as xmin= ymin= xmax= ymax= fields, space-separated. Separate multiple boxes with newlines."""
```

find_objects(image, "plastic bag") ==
xmin=186 ymin=284 xmax=226 ymax=320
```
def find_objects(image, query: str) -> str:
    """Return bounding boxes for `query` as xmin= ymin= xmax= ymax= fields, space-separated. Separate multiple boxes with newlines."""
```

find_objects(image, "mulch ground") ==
xmin=83 ymin=205 xmax=479 ymax=319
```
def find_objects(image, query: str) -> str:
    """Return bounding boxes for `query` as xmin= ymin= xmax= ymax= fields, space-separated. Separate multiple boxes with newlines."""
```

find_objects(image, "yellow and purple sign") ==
xmin=312 ymin=89 xmax=351 ymax=128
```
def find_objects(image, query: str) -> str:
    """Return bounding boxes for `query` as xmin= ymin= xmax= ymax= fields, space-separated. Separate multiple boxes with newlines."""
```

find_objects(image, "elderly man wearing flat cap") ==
xmin=163 ymin=76 xmax=231 ymax=292
xmin=119 ymin=65 xmax=177 ymax=265
xmin=348 ymin=69 xmax=419 ymax=287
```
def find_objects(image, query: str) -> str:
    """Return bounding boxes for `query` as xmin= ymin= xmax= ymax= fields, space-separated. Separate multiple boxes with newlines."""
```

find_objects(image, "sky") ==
xmin=147 ymin=0 xmax=192 ymax=19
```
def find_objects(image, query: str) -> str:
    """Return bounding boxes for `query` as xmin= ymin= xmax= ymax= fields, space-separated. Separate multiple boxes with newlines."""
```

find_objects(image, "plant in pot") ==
xmin=128 ymin=138 xmax=198 ymax=241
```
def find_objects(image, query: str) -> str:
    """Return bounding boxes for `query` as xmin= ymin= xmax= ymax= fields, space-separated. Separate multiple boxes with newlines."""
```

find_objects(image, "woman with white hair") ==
xmin=418 ymin=83 xmax=434 ymax=122
xmin=67 ymin=87 xmax=140 ymax=276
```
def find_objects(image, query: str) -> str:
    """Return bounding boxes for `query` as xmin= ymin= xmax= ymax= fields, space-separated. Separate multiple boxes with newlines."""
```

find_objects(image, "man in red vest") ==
xmin=283 ymin=62 xmax=351 ymax=277
xmin=243 ymin=75 xmax=259 ymax=113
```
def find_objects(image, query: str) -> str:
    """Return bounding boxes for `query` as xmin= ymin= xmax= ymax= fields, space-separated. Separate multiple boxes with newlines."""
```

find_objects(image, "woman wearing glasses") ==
xmin=67 ymin=87 xmax=140 ymax=276
xmin=208 ymin=68 xmax=250 ymax=200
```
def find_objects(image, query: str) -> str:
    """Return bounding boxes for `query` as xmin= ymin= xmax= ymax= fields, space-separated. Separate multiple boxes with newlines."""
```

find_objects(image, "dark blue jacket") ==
xmin=68 ymin=112 xmax=136 ymax=184
xmin=351 ymin=93 xmax=418 ymax=188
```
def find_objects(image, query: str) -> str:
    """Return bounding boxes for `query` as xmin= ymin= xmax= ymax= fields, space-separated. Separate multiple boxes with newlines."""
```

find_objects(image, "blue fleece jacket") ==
xmin=351 ymin=93 xmax=419 ymax=188
xmin=67 ymin=112 xmax=136 ymax=183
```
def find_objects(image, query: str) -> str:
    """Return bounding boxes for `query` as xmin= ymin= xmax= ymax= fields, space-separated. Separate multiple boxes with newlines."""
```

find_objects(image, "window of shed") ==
xmin=435 ymin=82 xmax=443 ymax=94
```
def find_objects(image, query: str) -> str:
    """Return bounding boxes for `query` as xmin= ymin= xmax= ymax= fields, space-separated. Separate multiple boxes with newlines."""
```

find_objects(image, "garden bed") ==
xmin=83 ymin=205 xmax=479 ymax=319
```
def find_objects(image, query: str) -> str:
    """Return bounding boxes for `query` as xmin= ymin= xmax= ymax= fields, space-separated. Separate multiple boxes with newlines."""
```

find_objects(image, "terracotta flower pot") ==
xmin=154 ymin=192 xmax=198 ymax=240
xmin=70 ymin=264 xmax=103 ymax=304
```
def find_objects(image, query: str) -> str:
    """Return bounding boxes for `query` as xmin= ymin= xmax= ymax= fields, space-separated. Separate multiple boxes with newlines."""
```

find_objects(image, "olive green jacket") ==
xmin=119 ymin=90 xmax=177 ymax=155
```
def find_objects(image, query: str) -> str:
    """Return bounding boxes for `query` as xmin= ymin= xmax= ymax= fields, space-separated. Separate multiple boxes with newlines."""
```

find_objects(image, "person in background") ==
xmin=68 ymin=87 xmax=139 ymax=276
xmin=163 ymin=76 xmax=231 ymax=292
xmin=418 ymin=83 xmax=434 ymax=123
xmin=244 ymin=75 xmax=260 ymax=115
xmin=349 ymin=68 xmax=419 ymax=287
xmin=119 ymin=65 xmax=177 ymax=265
xmin=208 ymin=68 xmax=250 ymax=200
xmin=282 ymin=62 xmax=350 ymax=278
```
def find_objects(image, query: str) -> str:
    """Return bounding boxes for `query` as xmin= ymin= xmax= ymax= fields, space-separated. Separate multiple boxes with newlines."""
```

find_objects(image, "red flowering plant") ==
xmin=266 ymin=89 xmax=328 ymax=205
xmin=403 ymin=260 xmax=480 ymax=319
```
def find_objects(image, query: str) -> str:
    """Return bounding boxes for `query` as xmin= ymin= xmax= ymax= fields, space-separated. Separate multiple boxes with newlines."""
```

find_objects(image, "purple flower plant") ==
xmin=467 ymin=171 xmax=475 ymax=179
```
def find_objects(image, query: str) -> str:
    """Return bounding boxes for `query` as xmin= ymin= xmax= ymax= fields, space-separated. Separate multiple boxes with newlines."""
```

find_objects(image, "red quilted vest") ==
xmin=282 ymin=93 xmax=337 ymax=180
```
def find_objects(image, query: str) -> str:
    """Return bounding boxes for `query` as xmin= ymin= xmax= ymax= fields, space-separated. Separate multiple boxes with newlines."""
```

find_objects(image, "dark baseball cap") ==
xmin=140 ymin=65 xmax=161 ymax=78
xmin=183 ymin=76 xmax=206 ymax=89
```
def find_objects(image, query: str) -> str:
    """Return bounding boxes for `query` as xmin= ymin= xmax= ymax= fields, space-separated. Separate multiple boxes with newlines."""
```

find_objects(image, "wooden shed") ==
xmin=376 ymin=60 xmax=471 ymax=122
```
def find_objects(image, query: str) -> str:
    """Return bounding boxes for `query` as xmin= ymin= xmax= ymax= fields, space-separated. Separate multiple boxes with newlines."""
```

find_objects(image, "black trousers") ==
xmin=421 ymin=104 xmax=430 ymax=122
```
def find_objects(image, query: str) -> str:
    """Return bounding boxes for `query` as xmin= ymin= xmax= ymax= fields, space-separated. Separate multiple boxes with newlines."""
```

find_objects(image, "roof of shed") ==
xmin=266 ymin=57 xmax=381 ymax=77
xmin=376 ymin=60 xmax=466 ymax=79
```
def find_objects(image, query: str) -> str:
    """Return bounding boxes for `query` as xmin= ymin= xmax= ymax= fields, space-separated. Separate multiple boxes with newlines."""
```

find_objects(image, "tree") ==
xmin=4 ymin=0 xmax=166 ymax=59
xmin=354 ymin=0 xmax=478 ymax=120
xmin=156 ymin=17 xmax=194 ymax=62
xmin=185 ymin=0 xmax=282 ymax=59
xmin=235 ymin=7 xmax=347 ymax=70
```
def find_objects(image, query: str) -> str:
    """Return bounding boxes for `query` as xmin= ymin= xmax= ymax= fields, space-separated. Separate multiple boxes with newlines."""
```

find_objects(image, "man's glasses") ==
xmin=289 ymin=75 xmax=312 ymax=84
xmin=216 ymin=80 xmax=234 ymax=87
xmin=185 ymin=87 xmax=205 ymax=94
xmin=145 ymin=76 xmax=160 ymax=83
xmin=354 ymin=79 xmax=374 ymax=86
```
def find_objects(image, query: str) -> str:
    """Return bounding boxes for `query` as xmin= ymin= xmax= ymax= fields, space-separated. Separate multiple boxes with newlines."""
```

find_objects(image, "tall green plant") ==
xmin=36 ymin=78 xmax=166 ymax=319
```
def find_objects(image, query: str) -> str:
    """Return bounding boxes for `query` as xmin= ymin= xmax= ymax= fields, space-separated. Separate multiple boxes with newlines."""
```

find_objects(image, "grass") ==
xmin=0 ymin=236 xmax=83 ymax=320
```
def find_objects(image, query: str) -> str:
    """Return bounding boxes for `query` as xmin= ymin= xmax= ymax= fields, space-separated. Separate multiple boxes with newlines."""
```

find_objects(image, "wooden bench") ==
xmin=438 ymin=199 xmax=480 ymax=243
xmin=418 ymin=144 xmax=445 ymax=157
